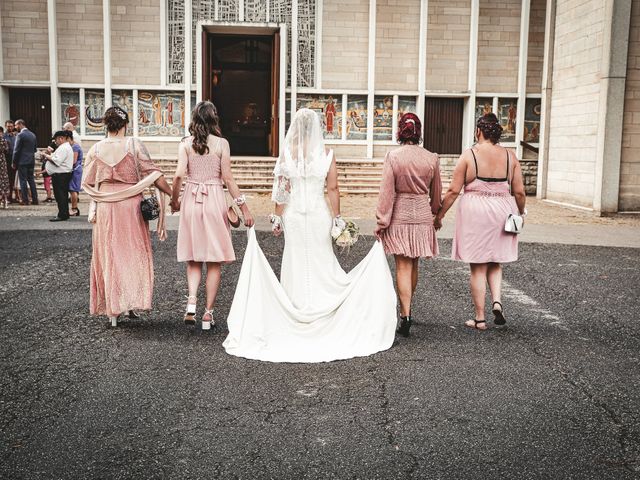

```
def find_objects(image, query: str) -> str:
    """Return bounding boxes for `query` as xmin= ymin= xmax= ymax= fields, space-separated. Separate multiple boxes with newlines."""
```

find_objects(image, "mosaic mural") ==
xmin=524 ymin=98 xmax=541 ymax=144
xmin=475 ymin=97 xmax=493 ymax=123
xmin=498 ymin=98 xmax=517 ymax=143
xmin=296 ymin=94 xmax=342 ymax=140
xmin=85 ymin=90 xmax=106 ymax=136
xmin=373 ymin=96 xmax=394 ymax=141
xmin=112 ymin=90 xmax=134 ymax=136
xmin=60 ymin=90 xmax=80 ymax=133
xmin=137 ymin=91 xmax=186 ymax=137
xmin=397 ymin=96 xmax=417 ymax=124
xmin=346 ymin=96 xmax=368 ymax=141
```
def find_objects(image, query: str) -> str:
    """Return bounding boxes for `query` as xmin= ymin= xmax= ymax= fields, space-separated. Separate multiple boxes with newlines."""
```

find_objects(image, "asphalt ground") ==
xmin=1 ymin=228 xmax=639 ymax=479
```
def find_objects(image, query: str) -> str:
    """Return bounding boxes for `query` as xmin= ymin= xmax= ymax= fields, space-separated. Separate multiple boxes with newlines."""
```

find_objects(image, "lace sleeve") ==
xmin=271 ymin=174 xmax=291 ymax=205
xmin=132 ymin=138 xmax=161 ymax=176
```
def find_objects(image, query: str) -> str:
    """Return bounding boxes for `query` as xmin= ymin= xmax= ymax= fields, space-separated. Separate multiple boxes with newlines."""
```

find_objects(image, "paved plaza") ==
xmin=1 ymin=202 xmax=639 ymax=479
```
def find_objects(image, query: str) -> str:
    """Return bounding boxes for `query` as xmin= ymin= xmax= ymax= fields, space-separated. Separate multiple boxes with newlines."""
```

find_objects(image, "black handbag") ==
xmin=141 ymin=195 xmax=160 ymax=221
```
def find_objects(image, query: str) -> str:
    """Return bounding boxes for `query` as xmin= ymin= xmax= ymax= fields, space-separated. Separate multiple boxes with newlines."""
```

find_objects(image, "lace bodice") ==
xmin=277 ymin=150 xmax=333 ymax=214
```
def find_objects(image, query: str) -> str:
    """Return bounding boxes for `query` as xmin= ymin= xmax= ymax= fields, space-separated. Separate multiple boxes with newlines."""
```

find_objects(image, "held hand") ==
xmin=170 ymin=199 xmax=180 ymax=213
xmin=434 ymin=216 xmax=443 ymax=231
xmin=243 ymin=211 xmax=255 ymax=228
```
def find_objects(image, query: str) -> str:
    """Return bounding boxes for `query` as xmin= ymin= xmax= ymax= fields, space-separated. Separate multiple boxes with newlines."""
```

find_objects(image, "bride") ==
xmin=223 ymin=108 xmax=397 ymax=363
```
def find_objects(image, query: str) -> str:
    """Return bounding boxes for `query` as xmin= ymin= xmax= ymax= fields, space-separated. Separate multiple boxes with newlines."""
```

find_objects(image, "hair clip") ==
xmin=405 ymin=119 xmax=416 ymax=125
xmin=116 ymin=110 xmax=127 ymax=120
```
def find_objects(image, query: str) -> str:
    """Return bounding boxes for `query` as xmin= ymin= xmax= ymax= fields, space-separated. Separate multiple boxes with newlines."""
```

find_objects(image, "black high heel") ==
xmin=492 ymin=301 xmax=506 ymax=325
xmin=397 ymin=315 xmax=412 ymax=337
xmin=74 ymin=208 xmax=80 ymax=216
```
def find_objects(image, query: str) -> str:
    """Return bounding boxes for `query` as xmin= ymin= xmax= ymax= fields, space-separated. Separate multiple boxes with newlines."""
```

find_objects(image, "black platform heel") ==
xmin=397 ymin=315 xmax=412 ymax=337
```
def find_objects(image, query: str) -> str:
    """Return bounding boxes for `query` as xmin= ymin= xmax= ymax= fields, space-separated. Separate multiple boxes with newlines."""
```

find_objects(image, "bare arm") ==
xmin=326 ymin=154 xmax=341 ymax=217
xmin=220 ymin=138 xmax=254 ymax=227
xmin=434 ymin=152 xmax=467 ymax=228
xmin=509 ymin=151 xmax=527 ymax=215
xmin=170 ymin=141 xmax=188 ymax=211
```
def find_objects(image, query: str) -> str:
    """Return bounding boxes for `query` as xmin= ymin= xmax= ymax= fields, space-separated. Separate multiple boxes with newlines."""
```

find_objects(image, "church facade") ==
xmin=0 ymin=0 xmax=638 ymax=212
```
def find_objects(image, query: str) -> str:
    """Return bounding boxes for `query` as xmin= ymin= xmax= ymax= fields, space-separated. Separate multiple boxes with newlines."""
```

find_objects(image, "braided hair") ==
xmin=476 ymin=113 xmax=503 ymax=144
xmin=397 ymin=112 xmax=422 ymax=145
xmin=189 ymin=101 xmax=223 ymax=155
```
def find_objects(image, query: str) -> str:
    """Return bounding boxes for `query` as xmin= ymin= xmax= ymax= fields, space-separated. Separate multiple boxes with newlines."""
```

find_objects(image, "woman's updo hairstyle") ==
xmin=104 ymin=106 xmax=129 ymax=133
xmin=189 ymin=101 xmax=223 ymax=155
xmin=397 ymin=112 xmax=422 ymax=145
xmin=476 ymin=113 xmax=503 ymax=144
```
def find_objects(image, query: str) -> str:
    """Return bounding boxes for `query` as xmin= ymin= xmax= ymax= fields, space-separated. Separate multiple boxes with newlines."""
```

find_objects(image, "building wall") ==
xmin=111 ymin=0 xmax=162 ymax=86
xmin=545 ymin=0 xmax=605 ymax=207
xmin=374 ymin=0 xmax=420 ymax=91
xmin=321 ymin=0 xmax=369 ymax=90
xmin=476 ymin=0 xmax=521 ymax=93
xmin=57 ymin=0 xmax=104 ymax=84
xmin=426 ymin=0 xmax=471 ymax=92
xmin=1 ymin=0 xmax=49 ymax=82
xmin=620 ymin=0 xmax=640 ymax=211
xmin=526 ymin=0 xmax=546 ymax=93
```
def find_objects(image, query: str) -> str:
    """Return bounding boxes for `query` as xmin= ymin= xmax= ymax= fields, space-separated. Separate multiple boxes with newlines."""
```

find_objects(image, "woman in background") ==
xmin=68 ymin=133 xmax=83 ymax=216
xmin=0 ymin=127 xmax=10 ymax=208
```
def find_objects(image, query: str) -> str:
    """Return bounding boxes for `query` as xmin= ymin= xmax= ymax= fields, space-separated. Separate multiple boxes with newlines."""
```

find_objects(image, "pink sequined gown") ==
xmin=83 ymin=139 xmax=161 ymax=316
xmin=452 ymin=149 xmax=519 ymax=263
xmin=376 ymin=145 xmax=442 ymax=258
xmin=176 ymin=139 xmax=235 ymax=263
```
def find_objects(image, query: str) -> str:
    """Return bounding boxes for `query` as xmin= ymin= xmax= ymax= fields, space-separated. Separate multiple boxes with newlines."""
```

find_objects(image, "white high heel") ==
xmin=202 ymin=308 xmax=214 ymax=331
xmin=184 ymin=295 xmax=197 ymax=325
xmin=110 ymin=316 xmax=118 ymax=327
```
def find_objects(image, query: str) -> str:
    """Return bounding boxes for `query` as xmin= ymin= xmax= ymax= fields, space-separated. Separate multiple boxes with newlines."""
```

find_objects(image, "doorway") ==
xmin=9 ymin=88 xmax=52 ymax=148
xmin=423 ymin=97 xmax=464 ymax=155
xmin=202 ymin=32 xmax=279 ymax=156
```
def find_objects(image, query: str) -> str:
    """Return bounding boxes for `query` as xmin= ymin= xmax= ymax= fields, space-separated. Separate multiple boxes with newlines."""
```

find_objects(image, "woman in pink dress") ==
xmin=171 ymin=101 xmax=254 ymax=330
xmin=82 ymin=107 xmax=173 ymax=326
xmin=435 ymin=113 xmax=526 ymax=330
xmin=375 ymin=113 xmax=442 ymax=337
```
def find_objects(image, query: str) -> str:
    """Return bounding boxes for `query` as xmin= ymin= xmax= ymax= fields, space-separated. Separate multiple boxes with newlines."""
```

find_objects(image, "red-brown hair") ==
xmin=397 ymin=112 xmax=422 ymax=145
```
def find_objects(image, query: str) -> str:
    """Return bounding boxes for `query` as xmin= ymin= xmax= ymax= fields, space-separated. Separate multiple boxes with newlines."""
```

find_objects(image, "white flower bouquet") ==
xmin=331 ymin=217 xmax=360 ymax=248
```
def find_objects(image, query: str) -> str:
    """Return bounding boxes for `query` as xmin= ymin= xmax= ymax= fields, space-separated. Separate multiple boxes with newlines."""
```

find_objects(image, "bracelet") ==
xmin=520 ymin=208 xmax=528 ymax=217
xmin=233 ymin=194 xmax=246 ymax=206
xmin=269 ymin=214 xmax=282 ymax=228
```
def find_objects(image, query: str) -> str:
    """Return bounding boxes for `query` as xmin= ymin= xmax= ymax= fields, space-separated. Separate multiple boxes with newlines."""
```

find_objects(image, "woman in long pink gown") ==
xmin=83 ymin=107 xmax=173 ymax=325
xmin=435 ymin=113 xmax=526 ymax=330
xmin=171 ymin=101 xmax=254 ymax=331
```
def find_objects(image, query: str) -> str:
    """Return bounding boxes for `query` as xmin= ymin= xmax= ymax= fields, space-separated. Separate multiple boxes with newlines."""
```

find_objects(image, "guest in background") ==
xmin=435 ymin=113 xmax=526 ymax=330
xmin=374 ymin=113 xmax=442 ymax=337
xmin=63 ymin=122 xmax=81 ymax=147
xmin=43 ymin=131 xmax=74 ymax=221
xmin=68 ymin=134 xmax=83 ymax=216
xmin=0 ymin=127 xmax=11 ymax=208
xmin=36 ymin=143 xmax=54 ymax=203
xmin=12 ymin=119 xmax=39 ymax=205
xmin=3 ymin=120 xmax=17 ymax=203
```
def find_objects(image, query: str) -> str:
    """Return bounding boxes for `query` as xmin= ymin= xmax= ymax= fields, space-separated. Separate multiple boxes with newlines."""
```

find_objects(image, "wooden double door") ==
xmin=423 ymin=97 xmax=464 ymax=155
xmin=202 ymin=31 xmax=280 ymax=156
xmin=9 ymin=88 xmax=52 ymax=148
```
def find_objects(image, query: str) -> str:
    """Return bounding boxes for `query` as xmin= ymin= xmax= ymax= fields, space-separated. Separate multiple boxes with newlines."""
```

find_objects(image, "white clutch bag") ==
xmin=504 ymin=213 xmax=524 ymax=234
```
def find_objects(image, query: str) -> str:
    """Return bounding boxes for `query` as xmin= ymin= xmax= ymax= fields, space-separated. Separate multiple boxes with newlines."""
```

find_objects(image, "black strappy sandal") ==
xmin=492 ymin=301 xmax=506 ymax=326
xmin=465 ymin=319 xmax=487 ymax=330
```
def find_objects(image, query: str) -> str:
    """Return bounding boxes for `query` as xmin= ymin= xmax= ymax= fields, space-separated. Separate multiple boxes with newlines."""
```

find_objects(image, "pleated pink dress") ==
xmin=376 ymin=145 xmax=442 ymax=258
xmin=452 ymin=148 xmax=519 ymax=263
xmin=83 ymin=139 xmax=159 ymax=317
xmin=177 ymin=140 xmax=235 ymax=263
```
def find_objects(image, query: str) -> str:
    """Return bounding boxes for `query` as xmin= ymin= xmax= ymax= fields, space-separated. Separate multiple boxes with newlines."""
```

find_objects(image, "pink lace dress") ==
xmin=452 ymin=148 xmax=519 ymax=263
xmin=83 ymin=138 xmax=161 ymax=317
xmin=176 ymin=139 xmax=235 ymax=263
xmin=376 ymin=145 xmax=442 ymax=258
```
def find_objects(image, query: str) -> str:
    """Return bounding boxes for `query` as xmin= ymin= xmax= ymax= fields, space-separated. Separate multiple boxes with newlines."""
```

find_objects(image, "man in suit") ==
xmin=13 ymin=119 xmax=39 ymax=205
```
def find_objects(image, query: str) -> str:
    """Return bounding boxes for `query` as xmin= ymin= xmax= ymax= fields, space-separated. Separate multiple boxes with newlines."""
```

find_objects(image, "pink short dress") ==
xmin=177 ymin=140 xmax=235 ymax=263
xmin=452 ymin=149 xmax=519 ymax=264
xmin=376 ymin=145 xmax=442 ymax=258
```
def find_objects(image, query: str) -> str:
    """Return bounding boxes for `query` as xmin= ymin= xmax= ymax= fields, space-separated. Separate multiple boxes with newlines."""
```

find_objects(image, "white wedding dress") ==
xmin=223 ymin=109 xmax=397 ymax=363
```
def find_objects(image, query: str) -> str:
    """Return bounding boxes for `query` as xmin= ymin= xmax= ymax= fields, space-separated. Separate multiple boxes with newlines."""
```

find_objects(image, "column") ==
xmin=366 ymin=0 xmax=376 ymax=158
xmin=464 ymin=0 xmax=480 ymax=149
xmin=48 ymin=0 xmax=61 ymax=129
xmin=515 ymin=0 xmax=531 ymax=159
xmin=593 ymin=0 xmax=633 ymax=213
xmin=103 ymin=0 xmax=112 ymax=108
xmin=185 ymin=0 xmax=192 ymax=135
xmin=416 ymin=0 xmax=428 ymax=125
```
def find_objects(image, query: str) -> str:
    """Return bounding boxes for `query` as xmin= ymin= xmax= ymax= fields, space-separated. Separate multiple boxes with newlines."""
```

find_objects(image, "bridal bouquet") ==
xmin=331 ymin=217 xmax=360 ymax=248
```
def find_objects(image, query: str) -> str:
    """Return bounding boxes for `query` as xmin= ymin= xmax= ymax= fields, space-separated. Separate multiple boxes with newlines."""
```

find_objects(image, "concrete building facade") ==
xmin=0 ymin=0 xmax=638 ymax=212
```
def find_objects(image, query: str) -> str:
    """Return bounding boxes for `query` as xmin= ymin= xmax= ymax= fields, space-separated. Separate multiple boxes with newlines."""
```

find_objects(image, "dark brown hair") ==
xmin=397 ymin=112 xmax=422 ymax=145
xmin=476 ymin=113 xmax=503 ymax=144
xmin=104 ymin=107 xmax=129 ymax=133
xmin=189 ymin=101 xmax=222 ymax=155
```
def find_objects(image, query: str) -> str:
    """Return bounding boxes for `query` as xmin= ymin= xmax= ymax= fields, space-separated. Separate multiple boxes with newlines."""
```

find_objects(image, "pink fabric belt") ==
xmin=464 ymin=190 xmax=511 ymax=197
xmin=186 ymin=179 xmax=223 ymax=203
xmin=393 ymin=193 xmax=432 ymax=224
